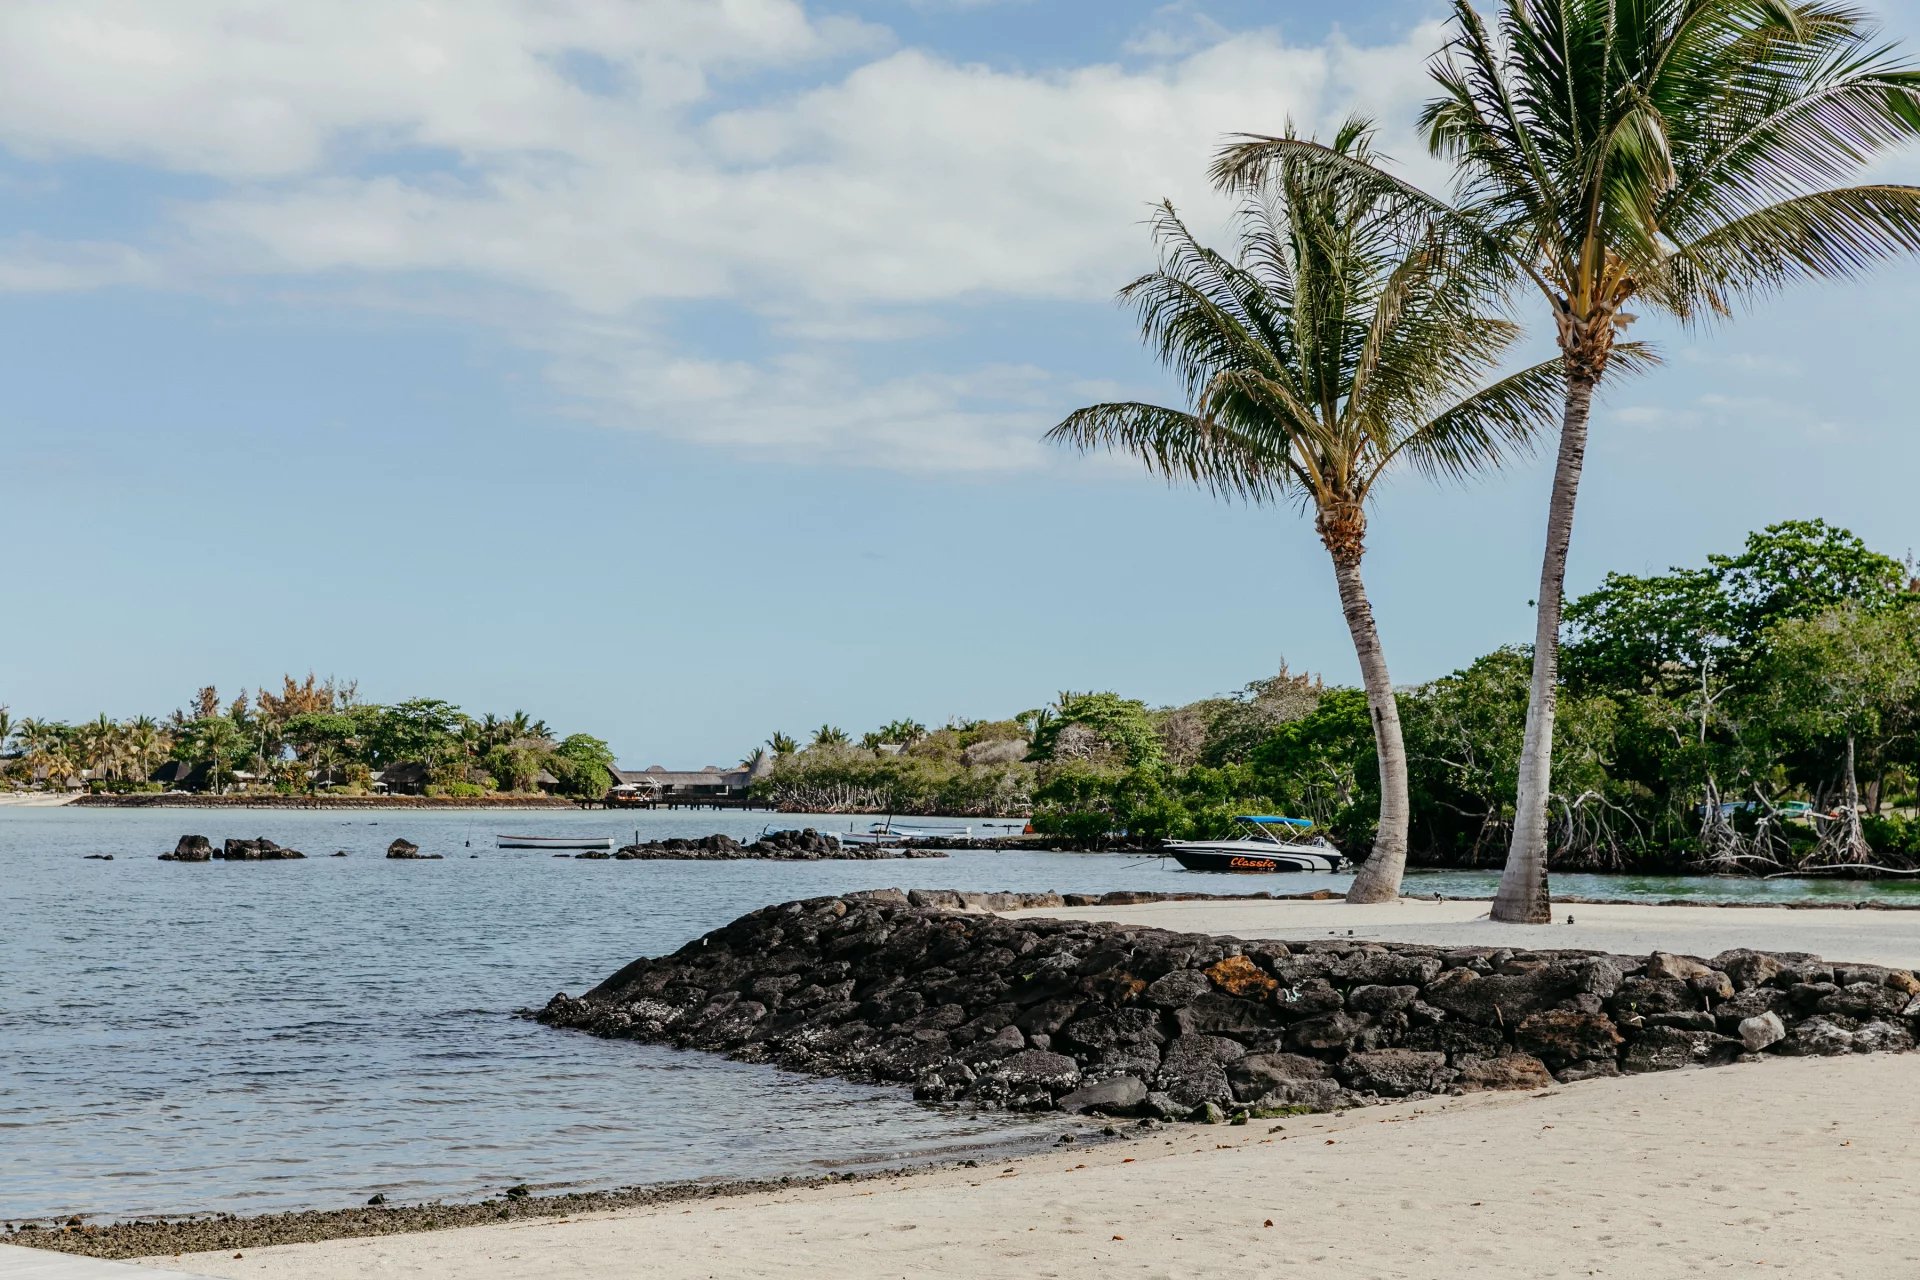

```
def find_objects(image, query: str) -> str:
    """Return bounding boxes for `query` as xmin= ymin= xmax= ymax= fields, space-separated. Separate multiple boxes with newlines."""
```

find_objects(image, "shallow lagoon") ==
xmin=4 ymin=806 xmax=1912 ymax=1221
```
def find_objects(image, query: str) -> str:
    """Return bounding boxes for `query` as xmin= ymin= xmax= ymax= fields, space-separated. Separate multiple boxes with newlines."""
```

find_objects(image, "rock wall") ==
xmin=536 ymin=890 xmax=1920 ymax=1119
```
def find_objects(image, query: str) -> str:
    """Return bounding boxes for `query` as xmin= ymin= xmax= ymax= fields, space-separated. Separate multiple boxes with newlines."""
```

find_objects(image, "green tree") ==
xmin=1759 ymin=604 xmax=1920 ymax=862
xmin=1714 ymin=519 xmax=1909 ymax=644
xmin=879 ymin=719 xmax=928 ymax=747
xmin=1222 ymin=1 xmax=1920 ymax=920
xmin=173 ymin=716 xmax=246 ymax=792
xmin=1028 ymin=691 xmax=1164 ymax=768
xmin=811 ymin=725 xmax=851 ymax=749
xmin=547 ymin=733 xmax=617 ymax=800
xmin=1052 ymin=121 xmax=1576 ymax=903
xmin=360 ymin=698 xmax=465 ymax=767
xmin=766 ymin=731 xmax=799 ymax=758
xmin=1249 ymin=689 xmax=1380 ymax=843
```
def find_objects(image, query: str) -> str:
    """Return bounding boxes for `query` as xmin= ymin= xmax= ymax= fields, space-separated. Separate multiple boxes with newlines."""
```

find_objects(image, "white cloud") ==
xmin=1610 ymin=390 xmax=1850 ymax=443
xmin=0 ymin=0 xmax=885 ymax=176
xmin=0 ymin=237 xmax=164 ymax=291
xmin=1123 ymin=2 xmax=1232 ymax=59
xmin=540 ymin=316 xmax=1066 ymax=470
xmin=0 ymin=3 xmax=1447 ymax=469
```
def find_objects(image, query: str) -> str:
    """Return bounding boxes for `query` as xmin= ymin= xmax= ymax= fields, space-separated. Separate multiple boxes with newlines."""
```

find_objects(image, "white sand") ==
xmin=1004 ymin=896 xmax=1920 ymax=971
xmin=154 ymin=1054 xmax=1919 ymax=1280
xmin=0 ymin=1246 xmax=219 ymax=1279
xmin=144 ymin=898 xmax=1920 ymax=1280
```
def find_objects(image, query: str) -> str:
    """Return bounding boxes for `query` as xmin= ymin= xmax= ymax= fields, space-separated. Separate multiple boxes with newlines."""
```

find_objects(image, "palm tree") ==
xmin=812 ymin=725 xmax=851 ymax=748
xmin=1217 ymin=2 xmax=1920 ymax=921
xmin=881 ymin=719 xmax=928 ymax=746
xmin=1053 ymin=119 xmax=1584 ymax=903
xmin=766 ymin=731 xmax=799 ymax=758
xmin=79 ymin=714 xmax=123 ymax=781
xmin=125 ymin=716 xmax=167 ymax=780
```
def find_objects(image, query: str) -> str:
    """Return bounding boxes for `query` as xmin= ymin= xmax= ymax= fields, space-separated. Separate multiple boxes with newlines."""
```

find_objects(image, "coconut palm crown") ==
xmin=1215 ymin=1 xmax=1920 ymax=922
xmin=1050 ymin=119 xmax=1611 ymax=902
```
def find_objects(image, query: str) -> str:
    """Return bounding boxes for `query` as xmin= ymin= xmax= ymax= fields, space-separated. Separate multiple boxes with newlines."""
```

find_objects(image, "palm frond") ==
xmin=1045 ymin=402 xmax=1288 ymax=503
xmin=1657 ymin=183 xmax=1920 ymax=315
xmin=1379 ymin=355 xmax=1567 ymax=486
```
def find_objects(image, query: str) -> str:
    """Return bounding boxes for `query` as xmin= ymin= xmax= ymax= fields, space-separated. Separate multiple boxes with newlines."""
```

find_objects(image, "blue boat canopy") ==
xmin=1238 ymin=814 xmax=1313 ymax=827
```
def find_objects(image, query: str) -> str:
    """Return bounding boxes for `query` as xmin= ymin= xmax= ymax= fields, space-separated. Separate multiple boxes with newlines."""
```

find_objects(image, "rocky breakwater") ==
xmin=537 ymin=891 xmax=1920 ymax=1120
xmin=607 ymin=829 xmax=947 ymax=861
xmin=159 ymin=835 xmax=305 ymax=861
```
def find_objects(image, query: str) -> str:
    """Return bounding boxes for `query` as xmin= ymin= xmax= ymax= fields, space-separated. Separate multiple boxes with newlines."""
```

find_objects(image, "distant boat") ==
xmin=1164 ymin=815 xmax=1345 ymax=873
xmin=839 ymin=820 xmax=975 ymax=847
xmin=496 ymin=834 xmax=617 ymax=850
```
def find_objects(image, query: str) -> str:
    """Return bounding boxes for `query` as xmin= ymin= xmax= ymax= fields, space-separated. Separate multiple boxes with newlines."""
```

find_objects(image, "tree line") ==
xmin=755 ymin=520 xmax=1920 ymax=877
xmin=0 ymin=674 xmax=618 ymax=800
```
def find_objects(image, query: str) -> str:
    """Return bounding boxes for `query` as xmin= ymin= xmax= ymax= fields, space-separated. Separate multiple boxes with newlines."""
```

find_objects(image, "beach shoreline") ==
xmin=132 ymin=1053 xmax=1920 ymax=1279
xmin=16 ymin=895 xmax=1920 ymax=1275
xmin=2 ymin=1133 xmax=1097 ymax=1262
xmin=63 ymin=794 xmax=589 ymax=811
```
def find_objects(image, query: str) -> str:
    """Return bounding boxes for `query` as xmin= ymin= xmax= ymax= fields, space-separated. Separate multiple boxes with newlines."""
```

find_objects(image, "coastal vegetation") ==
xmin=757 ymin=520 xmax=1920 ymax=877
xmin=1210 ymin=0 xmax=1920 ymax=919
xmin=0 ymin=674 xmax=616 ymax=801
xmin=1048 ymin=119 xmax=1590 ymax=904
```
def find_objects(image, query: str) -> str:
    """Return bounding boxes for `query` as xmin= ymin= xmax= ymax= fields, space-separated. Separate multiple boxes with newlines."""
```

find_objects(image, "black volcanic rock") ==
xmin=534 ymin=892 xmax=1920 ymax=1119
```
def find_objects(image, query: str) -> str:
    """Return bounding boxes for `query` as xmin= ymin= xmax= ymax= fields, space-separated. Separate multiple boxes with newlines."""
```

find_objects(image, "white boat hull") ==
xmin=1164 ymin=840 xmax=1344 ymax=873
xmin=496 ymin=835 xmax=616 ymax=850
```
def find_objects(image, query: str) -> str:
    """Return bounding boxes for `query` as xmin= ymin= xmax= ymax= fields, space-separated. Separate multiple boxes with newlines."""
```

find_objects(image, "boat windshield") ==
xmin=1232 ymin=815 xmax=1317 ymax=845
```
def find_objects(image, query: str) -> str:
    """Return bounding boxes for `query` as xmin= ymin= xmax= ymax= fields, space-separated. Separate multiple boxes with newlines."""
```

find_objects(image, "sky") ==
xmin=1 ymin=0 xmax=1917 ymax=768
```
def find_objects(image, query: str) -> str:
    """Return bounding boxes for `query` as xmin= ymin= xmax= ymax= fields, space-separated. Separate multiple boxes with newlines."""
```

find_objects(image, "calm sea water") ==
xmin=5 ymin=806 xmax=1918 ymax=1223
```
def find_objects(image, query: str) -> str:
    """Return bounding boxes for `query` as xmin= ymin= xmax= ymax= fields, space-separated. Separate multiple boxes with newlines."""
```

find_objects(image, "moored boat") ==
xmin=838 ymin=820 xmax=975 ymax=846
xmin=496 ymin=834 xmax=617 ymax=850
xmin=1164 ymin=815 xmax=1345 ymax=873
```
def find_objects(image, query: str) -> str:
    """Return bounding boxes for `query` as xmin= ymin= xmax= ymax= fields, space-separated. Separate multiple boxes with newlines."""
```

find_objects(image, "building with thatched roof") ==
xmin=611 ymin=765 xmax=754 ymax=799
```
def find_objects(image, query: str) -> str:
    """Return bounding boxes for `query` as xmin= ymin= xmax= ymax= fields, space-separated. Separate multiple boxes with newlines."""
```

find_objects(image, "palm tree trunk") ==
xmin=1493 ymin=372 xmax=1598 ymax=924
xmin=1318 ymin=505 xmax=1411 ymax=904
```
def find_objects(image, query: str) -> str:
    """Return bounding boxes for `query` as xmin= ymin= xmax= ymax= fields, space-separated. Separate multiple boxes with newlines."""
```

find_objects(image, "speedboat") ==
xmin=496 ymin=834 xmax=617 ymax=850
xmin=1164 ymin=815 xmax=1345 ymax=873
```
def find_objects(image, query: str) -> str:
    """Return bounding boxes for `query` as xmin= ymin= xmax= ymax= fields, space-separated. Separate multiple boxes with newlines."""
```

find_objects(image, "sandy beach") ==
xmin=119 ymin=898 xmax=1920 ymax=1280
xmin=1005 ymin=896 xmax=1920 ymax=970
xmin=147 ymin=1052 xmax=1914 ymax=1279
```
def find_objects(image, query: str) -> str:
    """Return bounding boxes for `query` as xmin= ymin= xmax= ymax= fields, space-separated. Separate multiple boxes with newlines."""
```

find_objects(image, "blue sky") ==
xmin=2 ymin=0 xmax=1917 ymax=767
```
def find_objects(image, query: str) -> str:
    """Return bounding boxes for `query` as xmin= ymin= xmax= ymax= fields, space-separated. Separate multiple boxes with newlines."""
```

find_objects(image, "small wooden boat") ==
xmin=1164 ymin=816 xmax=1345 ymax=873
xmin=496 ymin=834 xmax=617 ymax=850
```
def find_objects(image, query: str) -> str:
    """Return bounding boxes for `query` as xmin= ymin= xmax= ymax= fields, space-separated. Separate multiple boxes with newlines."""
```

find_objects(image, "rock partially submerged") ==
xmin=159 ymin=834 xmax=213 ymax=862
xmin=386 ymin=839 xmax=441 ymax=860
xmin=159 ymin=834 xmax=303 ymax=861
xmin=537 ymin=891 xmax=1920 ymax=1120
xmin=222 ymin=837 xmax=306 ymax=861
xmin=608 ymin=829 xmax=946 ymax=861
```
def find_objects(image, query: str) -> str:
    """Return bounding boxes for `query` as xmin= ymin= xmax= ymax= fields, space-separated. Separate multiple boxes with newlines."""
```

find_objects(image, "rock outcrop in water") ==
xmin=159 ymin=834 xmax=304 ymax=861
xmin=222 ymin=837 xmax=306 ymax=860
xmin=385 ymin=839 xmax=441 ymax=860
xmin=608 ymin=830 xmax=946 ymax=861
xmin=537 ymin=891 xmax=1920 ymax=1119
xmin=159 ymin=835 xmax=213 ymax=862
